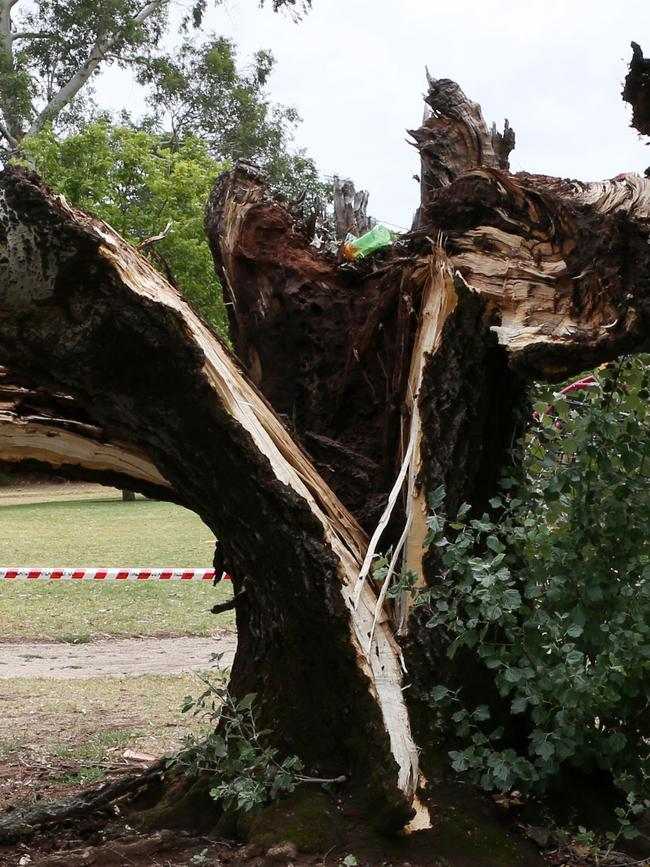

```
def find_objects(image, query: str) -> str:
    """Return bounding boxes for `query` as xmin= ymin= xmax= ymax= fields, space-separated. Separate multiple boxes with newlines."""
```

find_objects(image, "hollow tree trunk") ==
xmin=204 ymin=53 xmax=650 ymax=778
xmin=2 ymin=45 xmax=650 ymax=843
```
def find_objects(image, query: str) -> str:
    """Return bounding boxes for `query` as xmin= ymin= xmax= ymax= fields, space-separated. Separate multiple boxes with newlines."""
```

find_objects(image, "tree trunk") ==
xmin=332 ymin=176 xmax=374 ymax=241
xmin=204 ymin=54 xmax=650 ymax=799
xmin=0 ymin=167 xmax=418 ymax=831
xmin=2 ymin=45 xmax=650 ymax=852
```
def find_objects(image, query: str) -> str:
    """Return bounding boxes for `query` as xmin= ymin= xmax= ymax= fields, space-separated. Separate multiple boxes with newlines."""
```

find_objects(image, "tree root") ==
xmin=0 ymin=759 xmax=165 ymax=843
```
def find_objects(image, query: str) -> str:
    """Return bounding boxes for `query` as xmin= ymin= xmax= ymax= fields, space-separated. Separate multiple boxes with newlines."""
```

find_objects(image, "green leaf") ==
xmin=485 ymin=605 xmax=503 ymax=622
xmin=236 ymin=693 xmax=256 ymax=711
xmin=486 ymin=536 xmax=503 ymax=553
xmin=431 ymin=685 xmax=450 ymax=702
xmin=428 ymin=486 xmax=446 ymax=510
xmin=510 ymin=697 xmax=527 ymax=714
xmin=472 ymin=705 xmax=491 ymax=721
xmin=566 ymin=624 xmax=584 ymax=638
xmin=537 ymin=741 xmax=554 ymax=761
xmin=501 ymin=589 xmax=521 ymax=609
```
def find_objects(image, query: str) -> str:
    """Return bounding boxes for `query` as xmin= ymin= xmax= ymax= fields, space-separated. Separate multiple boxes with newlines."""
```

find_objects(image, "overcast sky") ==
xmin=101 ymin=0 xmax=650 ymax=229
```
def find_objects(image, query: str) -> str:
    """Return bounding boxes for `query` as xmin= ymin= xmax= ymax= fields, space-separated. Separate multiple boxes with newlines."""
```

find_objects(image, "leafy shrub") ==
xmin=390 ymin=358 xmax=650 ymax=798
xmin=171 ymin=672 xmax=304 ymax=814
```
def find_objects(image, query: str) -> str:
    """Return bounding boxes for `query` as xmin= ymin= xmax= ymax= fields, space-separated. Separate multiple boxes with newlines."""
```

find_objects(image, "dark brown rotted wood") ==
xmin=206 ymin=165 xmax=423 ymax=534
xmin=623 ymin=41 xmax=650 ymax=139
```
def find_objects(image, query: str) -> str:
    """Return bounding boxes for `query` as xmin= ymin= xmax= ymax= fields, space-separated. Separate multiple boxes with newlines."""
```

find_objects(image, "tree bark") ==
xmin=624 ymin=41 xmax=650 ymax=139
xmin=2 ymin=45 xmax=650 ymax=847
xmin=203 ymin=49 xmax=650 ymax=793
xmin=0 ymin=168 xmax=418 ymax=831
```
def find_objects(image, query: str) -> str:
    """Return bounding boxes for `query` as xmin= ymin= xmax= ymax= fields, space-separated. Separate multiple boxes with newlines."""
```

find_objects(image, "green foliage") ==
xmin=19 ymin=121 xmax=228 ymax=332
xmin=137 ymin=36 xmax=328 ymax=200
xmin=172 ymin=672 xmax=304 ymax=815
xmin=397 ymin=358 xmax=650 ymax=798
xmin=573 ymin=791 xmax=650 ymax=860
xmin=1 ymin=0 xmax=323 ymax=203
xmin=19 ymin=0 xmax=167 ymax=77
xmin=0 ymin=0 xmax=168 ymax=140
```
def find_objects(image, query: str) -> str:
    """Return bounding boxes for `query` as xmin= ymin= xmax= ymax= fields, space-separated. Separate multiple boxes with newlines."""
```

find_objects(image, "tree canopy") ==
xmin=136 ymin=35 xmax=324 ymax=197
xmin=0 ymin=0 xmax=314 ymax=167
xmin=1 ymin=0 xmax=325 ymax=330
xmin=20 ymin=120 xmax=228 ymax=331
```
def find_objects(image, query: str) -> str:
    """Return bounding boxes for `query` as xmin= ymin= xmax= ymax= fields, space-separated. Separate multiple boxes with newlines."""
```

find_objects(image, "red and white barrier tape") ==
xmin=0 ymin=567 xmax=231 ymax=581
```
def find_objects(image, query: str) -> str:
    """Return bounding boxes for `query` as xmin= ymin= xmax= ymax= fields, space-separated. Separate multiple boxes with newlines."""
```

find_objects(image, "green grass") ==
xmin=0 ymin=494 xmax=234 ymax=639
xmin=0 ymin=674 xmax=217 ymax=802
xmin=0 ymin=495 xmax=214 ymax=565
xmin=57 ymin=766 xmax=107 ymax=786
xmin=54 ymin=728 xmax=136 ymax=762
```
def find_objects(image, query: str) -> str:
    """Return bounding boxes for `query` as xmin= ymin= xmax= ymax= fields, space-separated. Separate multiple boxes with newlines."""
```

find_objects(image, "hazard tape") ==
xmin=0 ymin=568 xmax=231 ymax=581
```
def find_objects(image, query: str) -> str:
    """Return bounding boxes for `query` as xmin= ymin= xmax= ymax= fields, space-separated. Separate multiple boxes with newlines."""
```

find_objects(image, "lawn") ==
xmin=0 ymin=488 xmax=234 ymax=640
xmin=0 ymin=672 xmax=221 ymax=807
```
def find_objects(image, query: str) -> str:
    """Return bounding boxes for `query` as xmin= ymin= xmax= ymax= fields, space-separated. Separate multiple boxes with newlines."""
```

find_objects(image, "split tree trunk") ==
xmin=2 ymin=45 xmax=650 ymax=840
xmin=0 ymin=170 xmax=419 ymax=830
xmin=204 ymin=56 xmax=650 ymax=777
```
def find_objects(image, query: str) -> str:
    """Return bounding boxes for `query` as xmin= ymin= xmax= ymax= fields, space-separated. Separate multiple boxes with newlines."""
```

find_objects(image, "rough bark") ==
xmin=0 ymin=168 xmax=418 ymax=830
xmin=624 ymin=41 xmax=650 ymax=139
xmin=332 ymin=176 xmax=374 ymax=240
xmin=203 ymin=45 xmax=650 ymax=788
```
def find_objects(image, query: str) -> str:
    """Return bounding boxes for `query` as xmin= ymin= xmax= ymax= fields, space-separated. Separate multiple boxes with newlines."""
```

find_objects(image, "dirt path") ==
xmin=0 ymin=630 xmax=236 ymax=678
xmin=0 ymin=480 xmax=122 ymax=506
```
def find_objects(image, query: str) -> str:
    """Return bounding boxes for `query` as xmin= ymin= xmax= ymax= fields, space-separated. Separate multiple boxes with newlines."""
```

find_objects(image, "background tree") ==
xmin=20 ymin=121 xmax=228 ymax=330
xmin=0 ymin=0 xmax=316 ymax=187
xmin=136 ymin=36 xmax=325 ymax=201
xmin=0 ymin=0 xmax=169 ymax=149
xmin=2 ymin=0 xmax=325 ymax=331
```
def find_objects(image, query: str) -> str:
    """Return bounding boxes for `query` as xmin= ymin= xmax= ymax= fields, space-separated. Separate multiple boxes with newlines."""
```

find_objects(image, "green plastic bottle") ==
xmin=343 ymin=224 xmax=393 ymax=260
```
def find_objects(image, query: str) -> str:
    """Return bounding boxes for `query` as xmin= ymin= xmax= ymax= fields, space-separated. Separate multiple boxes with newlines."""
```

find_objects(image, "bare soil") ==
xmin=0 ymin=481 xmax=119 ymax=506
xmin=0 ymin=632 xmax=236 ymax=679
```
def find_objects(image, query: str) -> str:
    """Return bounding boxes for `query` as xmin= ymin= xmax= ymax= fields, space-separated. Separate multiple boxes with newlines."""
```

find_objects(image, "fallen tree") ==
xmin=1 ymin=43 xmax=650 ymax=859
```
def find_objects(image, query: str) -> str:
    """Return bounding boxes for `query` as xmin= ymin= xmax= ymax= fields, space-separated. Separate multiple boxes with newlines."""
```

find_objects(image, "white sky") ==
xmin=98 ymin=0 xmax=650 ymax=229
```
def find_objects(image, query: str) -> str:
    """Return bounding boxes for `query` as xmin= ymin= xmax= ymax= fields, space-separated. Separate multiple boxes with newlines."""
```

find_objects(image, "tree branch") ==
xmin=26 ymin=0 xmax=167 ymax=137
xmin=0 ymin=167 xmax=420 ymax=821
xmin=0 ymin=367 xmax=177 ymax=499
xmin=0 ymin=759 xmax=166 ymax=843
xmin=0 ymin=0 xmax=18 ymax=143
xmin=0 ymin=117 xmax=19 ymax=150
xmin=10 ymin=30 xmax=55 ymax=42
